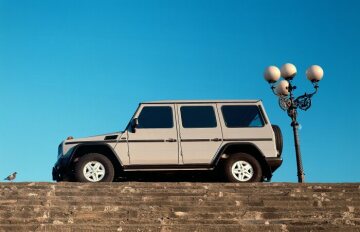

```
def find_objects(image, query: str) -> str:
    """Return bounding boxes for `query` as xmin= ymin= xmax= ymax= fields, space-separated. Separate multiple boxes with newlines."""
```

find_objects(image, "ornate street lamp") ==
xmin=264 ymin=63 xmax=324 ymax=183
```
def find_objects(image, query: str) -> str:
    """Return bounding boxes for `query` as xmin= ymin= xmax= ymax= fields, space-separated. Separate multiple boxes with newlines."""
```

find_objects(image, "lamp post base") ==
xmin=298 ymin=173 xmax=305 ymax=183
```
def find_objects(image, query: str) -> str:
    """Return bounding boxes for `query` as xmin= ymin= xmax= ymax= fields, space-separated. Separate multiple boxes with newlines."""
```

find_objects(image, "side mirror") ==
xmin=130 ymin=118 xmax=139 ymax=133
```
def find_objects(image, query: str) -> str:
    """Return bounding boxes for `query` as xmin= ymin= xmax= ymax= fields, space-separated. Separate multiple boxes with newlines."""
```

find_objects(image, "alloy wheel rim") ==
xmin=231 ymin=161 xmax=254 ymax=182
xmin=83 ymin=161 xmax=106 ymax=182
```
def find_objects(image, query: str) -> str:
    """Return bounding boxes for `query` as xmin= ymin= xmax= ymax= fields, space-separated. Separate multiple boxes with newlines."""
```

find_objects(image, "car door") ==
xmin=127 ymin=104 xmax=179 ymax=165
xmin=218 ymin=103 xmax=275 ymax=156
xmin=177 ymin=103 xmax=223 ymax=164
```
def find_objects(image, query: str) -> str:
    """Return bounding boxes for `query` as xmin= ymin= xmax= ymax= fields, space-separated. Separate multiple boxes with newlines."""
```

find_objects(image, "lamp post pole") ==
xmin=288 ymin=82 xmax=305 ymax=183
xmin=264 ymin=63 xmax=324 ymax=183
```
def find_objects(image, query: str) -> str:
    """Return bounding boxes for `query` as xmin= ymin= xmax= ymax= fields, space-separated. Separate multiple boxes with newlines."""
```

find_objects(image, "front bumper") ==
xmin=52 ymin=166 xmax=62 ymax=181
xmin=52 ymin=151 xmax=73 ymax=181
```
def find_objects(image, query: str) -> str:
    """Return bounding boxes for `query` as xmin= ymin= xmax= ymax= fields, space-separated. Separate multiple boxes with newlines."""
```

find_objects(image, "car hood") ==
xmin=66 ymin=131 xmax=124 ymax=143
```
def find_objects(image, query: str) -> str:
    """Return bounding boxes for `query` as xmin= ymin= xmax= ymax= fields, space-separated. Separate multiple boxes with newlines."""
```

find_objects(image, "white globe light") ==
xmin=264 ymin=66 xmax=281 ymax=83
xmin=306 ymin=65 xmax=324 ymax=82
xmin=275 ymin=80 xmax=290 ymax=96
xmin=281 ymin=63 xmax=297 ymax=80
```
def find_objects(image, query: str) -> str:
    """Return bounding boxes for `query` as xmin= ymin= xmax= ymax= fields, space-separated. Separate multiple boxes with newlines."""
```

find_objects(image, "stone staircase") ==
xmin=0 ymin=182 xmax=359 ymax=231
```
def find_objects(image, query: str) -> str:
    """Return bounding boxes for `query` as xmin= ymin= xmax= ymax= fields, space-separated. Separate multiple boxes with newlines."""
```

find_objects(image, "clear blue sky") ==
xmin=0 ymin=0 xmax=359 ymax=182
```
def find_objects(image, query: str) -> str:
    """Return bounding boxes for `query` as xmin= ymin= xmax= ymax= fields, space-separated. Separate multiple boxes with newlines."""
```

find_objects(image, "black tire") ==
xmin=224 ymin=153 xmax=262 ymax=183
xmin=74 ymin=153 xmax=114 ymax=182
xmin=272 ymin=124 xmax=283 ymax=155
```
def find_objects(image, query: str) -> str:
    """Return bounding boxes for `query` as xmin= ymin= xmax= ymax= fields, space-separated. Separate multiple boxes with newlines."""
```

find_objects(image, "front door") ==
xmin=127 ymin=104 xmax=179 ymax=165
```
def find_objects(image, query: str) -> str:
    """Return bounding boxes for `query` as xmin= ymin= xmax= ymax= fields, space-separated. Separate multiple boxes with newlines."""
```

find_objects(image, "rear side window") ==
xmin=137 ymin=106 xmax=173 ymax=128
xmin=180 ymin=106 xmax=217 ymax=128
xmin=221 ymin=105 xmax=264 ymax=128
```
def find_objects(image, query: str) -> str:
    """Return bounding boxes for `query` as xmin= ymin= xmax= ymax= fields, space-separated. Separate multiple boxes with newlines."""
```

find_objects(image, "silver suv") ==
xmin=53 ymin=100 xmax=283 ymax=183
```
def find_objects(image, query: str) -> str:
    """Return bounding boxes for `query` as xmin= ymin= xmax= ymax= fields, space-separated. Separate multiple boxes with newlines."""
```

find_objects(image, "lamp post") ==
xmin=264 ymin=63 xmax=324 ymax=183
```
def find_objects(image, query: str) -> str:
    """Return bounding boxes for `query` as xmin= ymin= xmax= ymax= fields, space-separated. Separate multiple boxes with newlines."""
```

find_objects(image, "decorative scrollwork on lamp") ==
xmin=295 ymin=94 xmax=312 ymax=111
xmin=279 ymin=97 xmax=291 ymax=111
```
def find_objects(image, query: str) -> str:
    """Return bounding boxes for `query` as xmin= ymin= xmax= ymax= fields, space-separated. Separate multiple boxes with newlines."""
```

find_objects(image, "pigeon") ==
xmin=4 ymin=172 xmax=17 ymax=181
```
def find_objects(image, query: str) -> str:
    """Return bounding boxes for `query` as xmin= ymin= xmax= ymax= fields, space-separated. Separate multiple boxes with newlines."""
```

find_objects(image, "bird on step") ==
xmin=4 ymin=172 xmax=17 ymax=181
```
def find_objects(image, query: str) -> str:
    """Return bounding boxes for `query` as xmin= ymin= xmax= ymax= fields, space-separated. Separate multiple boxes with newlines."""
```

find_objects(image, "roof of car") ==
xmin=141 ymin=100 xmax=261 ymax=104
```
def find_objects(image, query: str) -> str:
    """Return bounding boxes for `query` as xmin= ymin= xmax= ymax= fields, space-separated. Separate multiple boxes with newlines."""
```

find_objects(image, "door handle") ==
xmin=211 ymin=138 xmax=222 ymax=142
xmin=166 ymin=138 xmax=177 ymax=142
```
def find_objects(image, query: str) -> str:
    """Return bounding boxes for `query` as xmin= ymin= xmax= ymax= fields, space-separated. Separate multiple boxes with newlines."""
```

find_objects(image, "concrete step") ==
xmin=2 ymin=189 xmax=359 ymax=200
xmin=1 ymin=200 xmax=359 ymax=213
xmin=1 ymin=187 xmax=358 ymax=195
xmin=0 ymin=223 xmax=359 ymax=232
xmin=0 ymin=224 xmax=288 ymax=232
xmin=1 ymin=204 xmax=358 ymax=215
xmin=1 ymin=182 xmax=359 ymax=190
xmin=1 ymin=204 xmax=359 ymax=226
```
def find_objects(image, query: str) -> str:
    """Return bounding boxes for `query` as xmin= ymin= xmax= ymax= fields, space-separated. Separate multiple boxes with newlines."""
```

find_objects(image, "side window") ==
xmin=221 ymin=105 xmax=264 ymax=128
xmin=180 ymin=106 xmax=217 ymax=128
xmin=137 ymin=106 xmax=173 ymax=129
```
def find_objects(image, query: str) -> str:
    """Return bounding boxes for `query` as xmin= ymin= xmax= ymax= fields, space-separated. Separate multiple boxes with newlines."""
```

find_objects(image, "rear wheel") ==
xmin=74 ymin=153 xmax=114 ymax=182
xmin=225 ymin=153 xmax=262 ymax=182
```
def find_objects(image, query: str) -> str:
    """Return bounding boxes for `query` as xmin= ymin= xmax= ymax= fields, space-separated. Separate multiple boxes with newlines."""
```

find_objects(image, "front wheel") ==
xmin=74 ymin=153 xmax=114 ymax=182
xmin=224 ymin=153 xmax=263 ymax=182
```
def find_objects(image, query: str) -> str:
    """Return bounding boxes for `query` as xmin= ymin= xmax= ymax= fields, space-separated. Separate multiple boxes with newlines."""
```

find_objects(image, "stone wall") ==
xmin=0 ymin=182 xmax=359 ymax=231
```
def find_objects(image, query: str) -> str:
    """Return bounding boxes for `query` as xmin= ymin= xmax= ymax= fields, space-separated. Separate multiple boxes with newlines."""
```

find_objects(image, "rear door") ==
xmin=217 ymin=103 xmax=276 ymax=156
xmin=177 ymin=104 xmax=223 ymax=164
